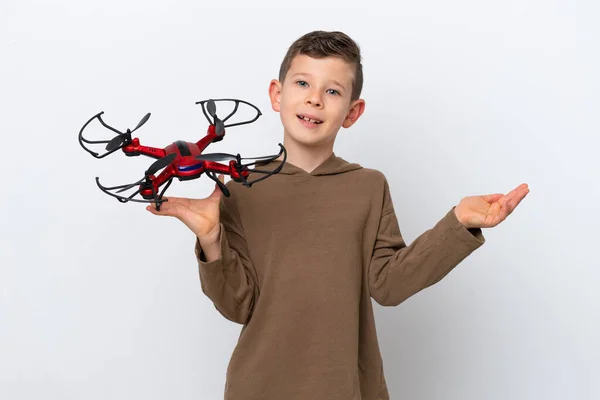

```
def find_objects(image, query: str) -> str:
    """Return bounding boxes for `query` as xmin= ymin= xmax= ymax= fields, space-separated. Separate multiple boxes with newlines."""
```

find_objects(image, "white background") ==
xmin=1 ymin=1 xmax=599 ymax=399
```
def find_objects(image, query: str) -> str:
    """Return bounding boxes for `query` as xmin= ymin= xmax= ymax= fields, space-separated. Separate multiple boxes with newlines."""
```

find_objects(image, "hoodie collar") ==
xmin=260 ymin=152 xmax=363 ymax=176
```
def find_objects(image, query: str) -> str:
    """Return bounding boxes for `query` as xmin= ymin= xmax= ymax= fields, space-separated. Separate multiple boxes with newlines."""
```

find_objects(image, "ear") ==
xmin=268 ymin=79 xmax=282 ymax=112
xmin=342 ymin=98 xmax=366 ymax=128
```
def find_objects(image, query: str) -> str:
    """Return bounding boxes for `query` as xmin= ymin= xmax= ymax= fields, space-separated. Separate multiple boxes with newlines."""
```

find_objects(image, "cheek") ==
xmin=279 ymin=103 xmax=296 ymax=124
xmin=332 ymin=107 xmax=349 ymax=124
xmin=280 ymin=96 xmax=298 ymax=116
xmin=279 ymin=100 xmax=290 ymax=116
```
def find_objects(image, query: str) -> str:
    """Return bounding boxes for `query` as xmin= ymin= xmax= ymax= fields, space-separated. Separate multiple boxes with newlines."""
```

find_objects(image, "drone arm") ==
xmin=203 ymin=161 xmax=242 ymax=177
xmin=122 ymin=139 xmax=167 ymax=159
xmin=151 ymin=165 xmax=176 ymax=187
xmin=195 ymin=125 xmax=223 ymax=154
xmin=202 ymin=162 xmax=245 ymax=197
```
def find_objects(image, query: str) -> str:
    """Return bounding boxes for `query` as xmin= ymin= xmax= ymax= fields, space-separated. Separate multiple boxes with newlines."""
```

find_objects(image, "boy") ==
xmin=147 ymin=31 xmax=529 ymax=399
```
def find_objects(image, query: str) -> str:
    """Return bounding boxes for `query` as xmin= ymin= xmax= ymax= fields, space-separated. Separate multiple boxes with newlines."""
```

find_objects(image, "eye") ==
xmin=326 ymin=89 xmax=340 ymax=96
xmin=296 ymin=80 xmax=308 ymax=87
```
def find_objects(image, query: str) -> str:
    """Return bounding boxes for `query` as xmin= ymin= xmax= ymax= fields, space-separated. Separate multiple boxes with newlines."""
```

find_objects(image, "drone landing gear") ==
xmin=205 ymin=171 xmax=230 ymax=197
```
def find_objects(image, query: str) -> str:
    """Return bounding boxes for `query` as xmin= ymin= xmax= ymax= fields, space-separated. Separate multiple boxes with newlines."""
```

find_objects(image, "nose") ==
xmin=304 ymin=90 xmax=323 ymax=108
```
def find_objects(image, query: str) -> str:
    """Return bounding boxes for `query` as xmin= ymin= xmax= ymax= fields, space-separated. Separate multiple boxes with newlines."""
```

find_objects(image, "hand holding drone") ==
xmin=78 ymin=98 xmax=287 ymax=210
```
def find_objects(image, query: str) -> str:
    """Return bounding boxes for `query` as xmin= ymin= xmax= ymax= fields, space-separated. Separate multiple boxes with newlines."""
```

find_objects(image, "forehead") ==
xmin=287 ymin=54 xmax=355 ymax=87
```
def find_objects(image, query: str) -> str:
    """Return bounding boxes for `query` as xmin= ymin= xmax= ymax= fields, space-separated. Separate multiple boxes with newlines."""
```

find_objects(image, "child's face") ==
xmin=269 ymin=54 xmax=365 ymax=150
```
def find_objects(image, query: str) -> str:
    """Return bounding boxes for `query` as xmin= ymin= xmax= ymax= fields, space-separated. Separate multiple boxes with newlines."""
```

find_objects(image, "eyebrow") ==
xmin=291 ymin=73 xmax=347 ymax=90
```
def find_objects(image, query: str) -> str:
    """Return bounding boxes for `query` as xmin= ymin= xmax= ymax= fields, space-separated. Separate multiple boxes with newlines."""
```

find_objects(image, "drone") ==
xmin=78 ymin=98 xmax=287 ymax=210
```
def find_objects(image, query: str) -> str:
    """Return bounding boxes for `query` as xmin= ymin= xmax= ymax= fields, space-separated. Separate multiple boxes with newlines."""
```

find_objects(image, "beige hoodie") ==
xmin=195 ymin=153 xmax=485 ymax=400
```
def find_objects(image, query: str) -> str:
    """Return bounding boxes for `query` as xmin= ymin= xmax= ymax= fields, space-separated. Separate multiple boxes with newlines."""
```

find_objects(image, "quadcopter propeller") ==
xmin=105 ymin=112 xmax=151 ymax=152
xmin=195 ymin=99 xmax=262 ymax=136
xmin=146 ymin=152 xmax=177 ymax=175
xmin=207 ymin=100 xmax=216 ymax=117
xmin=196 ymin=150 xmax=284 ymax=164
xmin=206 ymin=99 xmax=225 ymax=136
xmin=116 ymin=152 xmax=177 ymax=193
xmin=196 ymin=152 xmax=239 ymax=162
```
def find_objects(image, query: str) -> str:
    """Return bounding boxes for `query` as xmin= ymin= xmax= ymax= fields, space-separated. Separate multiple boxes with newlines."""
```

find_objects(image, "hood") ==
xmin=257 ymin=152 xmax=363 ymax=177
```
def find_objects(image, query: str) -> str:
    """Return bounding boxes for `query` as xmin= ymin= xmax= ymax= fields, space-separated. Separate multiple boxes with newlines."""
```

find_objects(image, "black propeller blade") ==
xmin=207 ymin=100 xmax=217 ymax=117
xmin=215 ymin=119 xmax=224 ymax=136
xmin=105 ymin=133 xmax=128 ymax=152
xmin=134 ymin=113 xmax=151 ymax=131
xmin=145 ymin=152 xmax=177 ymax=176
xmin=115 ymin=153 xmax=177 ymax=193
xmin=196 ymin=151 xmax=282 ymax=163
xmin=105 ymin=112 xmax=151 ymax=151
xmin=196 ymin=152 xmax=238 ymax=162
xmin=206 ymin=99 xmax=224 ymax=136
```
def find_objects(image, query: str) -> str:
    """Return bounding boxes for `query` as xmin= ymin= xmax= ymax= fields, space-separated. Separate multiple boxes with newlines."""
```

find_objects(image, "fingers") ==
xmin=499 ymin=184 xmax=530 ymax=219
xmin=469 ymin=184 xmax=530 ymax=228
xmin=145 ymin=197 xmax=180 ymax=217
xmin=481 ymin=193 xmax=504 ymax=203
xmin=508 ymin=188 xmax=528 ymax=210
xmin=146 ymin=205 xmax=159 ymax=214
xmin=506 ymin=184 xmax=530 ymax=205
xmin=507 ymin=183 xmax=529 ymax=200
xmin=146 ymin=203 xmax=172 ymax=216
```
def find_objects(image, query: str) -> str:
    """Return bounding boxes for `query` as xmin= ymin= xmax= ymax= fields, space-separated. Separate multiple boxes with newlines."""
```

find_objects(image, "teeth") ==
xmin=299 ymin=115 xmax=322 ymax=124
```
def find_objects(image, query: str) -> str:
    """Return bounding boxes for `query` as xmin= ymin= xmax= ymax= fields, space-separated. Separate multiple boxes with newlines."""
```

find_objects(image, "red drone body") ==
xmin=78 ymin=98 xmax=286 ymax=210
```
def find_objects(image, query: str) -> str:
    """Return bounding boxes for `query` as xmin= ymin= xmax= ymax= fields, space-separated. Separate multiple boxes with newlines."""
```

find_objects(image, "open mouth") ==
xmin=297 ymin=115 xmax=323 ymax=124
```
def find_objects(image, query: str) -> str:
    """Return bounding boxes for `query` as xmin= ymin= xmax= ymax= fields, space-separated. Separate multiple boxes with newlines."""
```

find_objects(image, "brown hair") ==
xmin=278 ymin=30 xmax=363 ymax=101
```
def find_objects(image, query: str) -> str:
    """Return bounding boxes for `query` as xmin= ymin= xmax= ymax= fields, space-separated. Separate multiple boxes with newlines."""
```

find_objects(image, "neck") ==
xmin=277 ymin=135 xmax=334 ymax=173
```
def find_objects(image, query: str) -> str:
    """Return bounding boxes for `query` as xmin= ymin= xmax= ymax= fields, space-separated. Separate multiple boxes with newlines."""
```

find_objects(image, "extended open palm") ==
xmin=146 ymin=174 xmax=225 ymax=241
xmin=454 ymin=183 xmax=530 ymax=229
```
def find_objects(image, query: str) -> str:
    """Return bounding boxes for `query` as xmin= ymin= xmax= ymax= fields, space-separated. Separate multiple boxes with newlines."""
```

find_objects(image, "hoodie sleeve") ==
xmin=368 ymin=179 xmax=485 ymax=306
xmin=195 ymin=187 xmax=259 ymax=324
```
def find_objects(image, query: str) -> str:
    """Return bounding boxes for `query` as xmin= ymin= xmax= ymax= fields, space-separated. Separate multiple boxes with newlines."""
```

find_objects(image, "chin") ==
xmin=285 ymin=130 xmax=336 ymax=148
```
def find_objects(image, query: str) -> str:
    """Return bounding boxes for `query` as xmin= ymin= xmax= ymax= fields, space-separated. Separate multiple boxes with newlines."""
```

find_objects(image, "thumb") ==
xmin=481 ymin=193 xmax=504 ymax=203
xmin=209 ymin=174 xmax=225 ymax=200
